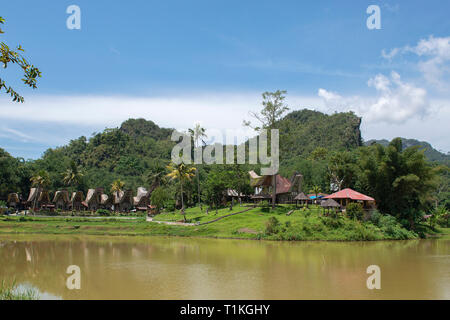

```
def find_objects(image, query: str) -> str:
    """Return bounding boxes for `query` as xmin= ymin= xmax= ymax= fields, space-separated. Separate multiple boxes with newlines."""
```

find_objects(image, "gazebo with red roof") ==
xmin=324 ymin=188 xmax=375 ymax=209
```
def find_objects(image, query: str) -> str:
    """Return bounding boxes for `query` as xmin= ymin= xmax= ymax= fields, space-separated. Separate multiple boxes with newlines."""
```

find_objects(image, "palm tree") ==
xmin=111 ymin=179 xmax=125 ymax=194
xmin=63 ymin=161 xmax=84 ymax=213
xmin=309 ymin=185 xmax=321 ymax=205
xmin=188 ymin=124 xmax=207 ymax=210
xmin=111 ymin=179 xmax=125 ymax=211
xmin=30 ymin=170 xmax=51 ymax=214
xmin=146 ymin=165 xmax=166 ymax=192
xmin=166 ymin=162 xmax=196 ymax=222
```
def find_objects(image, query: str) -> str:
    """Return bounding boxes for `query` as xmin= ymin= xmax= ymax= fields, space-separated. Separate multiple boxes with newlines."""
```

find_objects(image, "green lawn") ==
xmin=0 ymin=204 xmax=428 ymax=241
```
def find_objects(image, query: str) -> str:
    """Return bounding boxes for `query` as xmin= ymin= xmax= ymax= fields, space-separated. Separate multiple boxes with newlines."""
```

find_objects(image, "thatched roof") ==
xmin=227 ymin=189 xmax=246 ymax=197
xmin=71 ymin=191 xmax=84 ymax=202
xmin=7 ymin=193 xmax=19 ymax=203
xmin=289 ymin=173 xmax=303 ymax=193
xmin=85 ymin=188 xmax=103 ymax=204
xmin=38 ymin=190 xmax=50 ymax=204
xmin=320 ymin=198 xmax=341 ymax=208
xmin=100 ymin=194 xmax=111 ymax=205
xmin=133 ymin=187 xmax=150 ymax=206
xmin=114 ymin=189 xmax=133 ymax=204
xmin=294 ymin=192 xmax=309 ymax=201
xmin=248 ymin=170 xmax=264 ymax=187
xmin=53 ymin=190 xmax=70 ymax=203
xmin=27 ymin=188 xmax=38 ymax=202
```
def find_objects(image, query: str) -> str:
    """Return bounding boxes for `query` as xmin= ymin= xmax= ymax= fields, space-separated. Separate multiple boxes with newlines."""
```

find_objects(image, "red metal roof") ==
xmin=324 ymin=188 xmax=374 ymax=201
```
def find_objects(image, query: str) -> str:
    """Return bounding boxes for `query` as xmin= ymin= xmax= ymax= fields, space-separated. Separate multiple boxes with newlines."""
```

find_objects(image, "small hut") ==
xmin=7 ymin=193 xmax=20 ymax=209
xmin=114 ymin=189 xmax=133 ymax=212
xmin=100 ymin=194 xmax=113 ymax=210
xmin=294 ymin=192 xmax=310 ymax=207
xmin=320 ymin=198 xmax=341 ymax=215
xmin=324 ymin=188 xmax=375 ymax=209
xmin=133 ymin=187 xmax=151 ymax=211
xmin=53 ymin=190 xmax=70 ymax=210
xmin=70 ymin=191 xmax=85 ymax=211
xmin=83 ymin=188 xmax=103 ymax=211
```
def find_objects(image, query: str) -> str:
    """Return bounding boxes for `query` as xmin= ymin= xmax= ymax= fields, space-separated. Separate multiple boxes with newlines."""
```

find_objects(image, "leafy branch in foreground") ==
xmin=0 ymin=16 xmax=41 ymax=102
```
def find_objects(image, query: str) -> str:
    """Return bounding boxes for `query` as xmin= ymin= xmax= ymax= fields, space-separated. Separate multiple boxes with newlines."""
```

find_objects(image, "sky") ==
xmin=0 ymin=0 xmax=449 ymax=159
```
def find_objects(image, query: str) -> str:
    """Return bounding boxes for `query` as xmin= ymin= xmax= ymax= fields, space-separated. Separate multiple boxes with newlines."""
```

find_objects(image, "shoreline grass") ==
xmin=0 ymin=205 xmax=436 ymax=241
xmin=0 ymin=280 xmax=39 ymax=300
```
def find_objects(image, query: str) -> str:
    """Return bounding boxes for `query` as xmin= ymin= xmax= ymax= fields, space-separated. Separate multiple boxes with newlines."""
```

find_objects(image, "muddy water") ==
xmin=0 ymin=235 xmax=448 ymax=299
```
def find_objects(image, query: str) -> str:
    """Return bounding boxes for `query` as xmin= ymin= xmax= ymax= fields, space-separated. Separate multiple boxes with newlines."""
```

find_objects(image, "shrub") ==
xmin=164 ymin=199 xmax=176 ymax=212
xmin=151 ymin=187 xmax=168 ymax=213
xmin=95 ymin=209 xmax=111 ymax=216
xmin=369 ymin=210 xmax=382 ymax=225
xmin=347 ymin=203 xmax=364 ymax=221
xmin=265 ymin=216 xmax=280 ymax=235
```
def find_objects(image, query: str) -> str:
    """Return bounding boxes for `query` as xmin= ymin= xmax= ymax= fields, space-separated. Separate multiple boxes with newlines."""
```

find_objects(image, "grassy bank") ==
xmin=0 ymin=280 xmax=39 ymax=300
xmin=0 ymin=205 xmax=428 ymax=241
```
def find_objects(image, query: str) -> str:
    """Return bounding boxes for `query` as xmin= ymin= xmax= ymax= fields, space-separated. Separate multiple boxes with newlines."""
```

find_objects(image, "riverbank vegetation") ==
xmin=0 ymin=280 xmax=39 ymax=300
xmin=2 ymin=204 xmax=444 ymax=241
xmin=1 ymin=92 xmax=449 ymax=239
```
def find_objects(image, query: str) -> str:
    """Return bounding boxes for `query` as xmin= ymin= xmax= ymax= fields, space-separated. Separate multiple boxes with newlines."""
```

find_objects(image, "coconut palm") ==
xmin=309 ymin=185 xmax=321 ymax=205
xmin=30 ymin=170 xmax=51 ymax=213
xmin=111 ymin=179 xmax=125 ymax=194
xmin=63 ymin=161 xmax=84 ymax=213
xmin=166 ymin=162 xmax=196 ymax=222
xmin=188 ymin=124 xmax=207 ymax=210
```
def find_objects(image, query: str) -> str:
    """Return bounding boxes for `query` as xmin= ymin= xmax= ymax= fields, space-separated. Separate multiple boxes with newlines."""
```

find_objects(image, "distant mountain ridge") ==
xmin=365 ymin=138 xmax=450 ymax=165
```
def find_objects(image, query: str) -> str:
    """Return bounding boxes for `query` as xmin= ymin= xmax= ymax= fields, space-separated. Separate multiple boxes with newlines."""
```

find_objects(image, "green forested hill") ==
xmin=0 ymin=109 xmax=444 ymax=205
xmin=279 ymin=109 xmax=362 ymax=159
xmin=365 ymin=138 xmax=449 ymax=165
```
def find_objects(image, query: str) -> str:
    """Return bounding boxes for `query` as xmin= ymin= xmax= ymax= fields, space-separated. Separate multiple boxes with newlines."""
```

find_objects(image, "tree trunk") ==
xmin=197 ymin=169 xmax=202 ymax=211
xmin=180 ymin=181 xmax=185 ymax=222
xmin=271 ymin=174 xmax=276 ymax=210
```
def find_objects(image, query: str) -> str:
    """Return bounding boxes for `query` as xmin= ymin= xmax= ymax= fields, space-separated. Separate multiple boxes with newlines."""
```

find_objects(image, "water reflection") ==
xmin=0 ymin=235 xmax=448 ymax=299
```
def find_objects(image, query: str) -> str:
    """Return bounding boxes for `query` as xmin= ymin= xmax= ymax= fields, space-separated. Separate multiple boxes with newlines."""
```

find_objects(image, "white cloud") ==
xmin=1 ymin=90 xmax=448 ymax=157
xmin=319 ymin=72 xmax=430 ymax=124
xmin=382 ymin=36 xmax=450 ymax=90
xmin=0 ymin=93 xmax=323 ymax=146
xmin=0 ymin=127 xmax=37 ymax=142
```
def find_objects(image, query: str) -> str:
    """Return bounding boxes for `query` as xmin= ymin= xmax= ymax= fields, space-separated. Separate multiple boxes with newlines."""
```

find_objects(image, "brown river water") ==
xmin=0 ymin=234 xmax=448 ymax=299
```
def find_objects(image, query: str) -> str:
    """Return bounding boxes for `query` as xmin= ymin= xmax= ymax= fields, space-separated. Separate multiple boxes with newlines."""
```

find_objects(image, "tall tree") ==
xmin=63 ymin=161 xmax=84 ymax=212
xmin=188 ymin=124 xmax=207 ymax=210
xmin=356 ymin=138 xmax=439 ymax=229
xmin=244 ymin=90 xmax=289 ymax=209
xmin=0 ymin=16 xmax=41 ymax=102
xmin=166 ymin=162 xmax=196 ymax=221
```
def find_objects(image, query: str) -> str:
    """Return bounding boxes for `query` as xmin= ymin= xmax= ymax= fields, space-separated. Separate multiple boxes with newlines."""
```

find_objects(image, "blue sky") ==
xmin=1 ymin=0 xmax=449 ymax=159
